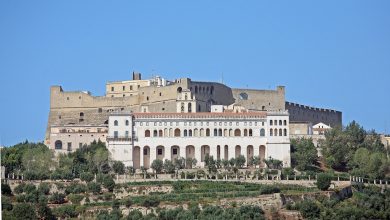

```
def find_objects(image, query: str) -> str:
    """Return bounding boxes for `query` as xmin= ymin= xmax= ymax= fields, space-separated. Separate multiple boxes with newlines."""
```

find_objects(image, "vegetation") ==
xmin=316 ymin=173 xmax=332 ymax=190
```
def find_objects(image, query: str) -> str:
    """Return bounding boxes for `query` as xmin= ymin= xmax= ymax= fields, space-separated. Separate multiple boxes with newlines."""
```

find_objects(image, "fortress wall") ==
xmin=190 ymin=81 xmax=235 ymax=105
xmin=286 ymin=102 xmax=342 ymax=127
xmin=231 ymin=86 xmax=285 ymax=111
xmin=50 ymin=86 xmax=139 ymax=110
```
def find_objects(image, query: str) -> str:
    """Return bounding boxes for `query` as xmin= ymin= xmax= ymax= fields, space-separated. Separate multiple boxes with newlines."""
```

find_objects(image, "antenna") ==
xmin=221 ymin=72 xmax=224 ymax=84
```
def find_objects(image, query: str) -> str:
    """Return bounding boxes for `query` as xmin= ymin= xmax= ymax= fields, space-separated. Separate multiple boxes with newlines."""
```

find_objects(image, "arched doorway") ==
xmin=217 ymin=145 xmax=221 ymax=160
xmin=224 ymin=145 xmax=229 ymax=160
xmin=186 ymin=145 xmax=195 ymax=168
xmin=174 ymin=129 xmax=181 ymax=137
xmin=247 ymin=145 xmax=254 ymax=166
xmin=133 ymin=146 xmax=141 ymax=169
xmin=234 ymin=129 xmax=241 ymax=136
xmin=143 ymin=146 xmax=150 ymax=168
xmin=201 ymin=145 xmax=210 ymax=162
xmin=259 ymin=145 xmax=266 ymax=168
xmin=156 ymin=146 xmax=165 ymax=160
xmin=171 ymin=146 xmax=180 ymax=161
xmin=235 ymin=145 xmax=241 ymax=158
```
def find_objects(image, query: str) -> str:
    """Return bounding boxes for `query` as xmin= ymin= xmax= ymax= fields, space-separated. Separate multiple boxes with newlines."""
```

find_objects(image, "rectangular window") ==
xmin=111 ymin=87 xmax=114 ymax=92
xmin=67 ymin=142 xmax=72 ymax=151
xmin=114 ymin=131 xmax=118 ymax=138
xmin=173 ymin=148 xmax=178 ymax=155
xmin=143 ymin=149 xmax=148 ymax=155
xmin=157 ymin=149 xmax=163 ymax=155
xmin=270 ymin=120 xmax=273 ymax=125
xmin=122 ymin=86 xmax=125 ymax=91
xmin=130 ymin=85 xmax=133 ymax=90
xmin=125 ymin=131 xmax=129 ymax=138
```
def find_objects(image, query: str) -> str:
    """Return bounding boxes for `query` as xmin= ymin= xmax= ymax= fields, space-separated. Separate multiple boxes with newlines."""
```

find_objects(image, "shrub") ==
xmin=14 ymin=183 xmax=25 ymax=194
xmin=49 ymin=192 xmax=66 ymax=204
xmin=65 ymin=183 xmax=87 ymax=194
xmin=124 ymin=197 xmax=133 ymax=208
xmin=316 ymin=173 xmax=332 ymax=191
xmin=38 ymin=183 xmax=51 ymax=195
xmin=142 ymin=196 xmax=160 ymax=208
xmin=102 ymin=175 xmax=115 ymax=192
xmin=1 ymin=196 xmax=13 ymax=211
xmin=80 ymin=172 xmax=94 ymax=182
xmin=1 ymin=183 xmax=12 ymax=196
xmin=296 ymin=200 xmax=320 ymax=219
xmin=52 ymin=205 xmax=78 ymax=218
xmin=87 ymin=182 xmax=101 ymax=194
xmin=68 ymin=194 xmax=84 ymax=205
xmin=127 ymin=209 xmax=143 ymax=219
xmin=112 ymin=161 xmax=125 ymax=175
xmin=12 ymin=203 xmax=37 ymax=219
xmin=23 ymin=183 xmax=37 ymax=194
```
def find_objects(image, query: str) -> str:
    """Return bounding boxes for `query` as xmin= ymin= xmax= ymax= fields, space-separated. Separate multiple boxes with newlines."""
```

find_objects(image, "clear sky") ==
xmin=0 ymin=1 xmax=389 ymax=146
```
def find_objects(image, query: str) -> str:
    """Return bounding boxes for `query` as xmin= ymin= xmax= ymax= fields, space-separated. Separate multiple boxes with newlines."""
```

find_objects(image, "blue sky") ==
xmin=0 ymin=1 xmax=389 ymax=146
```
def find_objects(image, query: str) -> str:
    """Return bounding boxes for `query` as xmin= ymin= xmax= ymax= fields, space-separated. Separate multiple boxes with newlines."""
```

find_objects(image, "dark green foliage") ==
xmin=37 ymin=201 xmax=55 ymax=220
xmin=14 ymin=183 xmax=25 ymax=194
xmin=102 ymin=175 xmax=116 ymax=192
xmin=235 ymin=155 xmax=246 ymax=168
xmin=151 ymin=159 xmax=164 ymax=174
xmin=124 ymin=197 xmax=133 ymax=208
xmin=296 ymin=200 xmax=321 ymax=219
xmin=38 ymin=182 xmax=51 ymax=195
xmin=127 ymin=209 xmax=143 ymax=220
xmin=316 ymin=173 xmax=332 ymax=191
xmin=264 ymin=157 xmax=283 ymax=169
xmin=68 ymin=194 xmax=84 ymax=204
xmin=163 ymin=159 xmax=175 ymax=174
xmin=1 ymin=195 xmax=13 ymax=211
xmin=52 ymin=205 xmax=78 ymax=218
xmin=12 ymin=203 xmax=37 ymax=220
xmin=65 ymin=182 xmax=87 ymax=194
xmin=23 ymin=183 xmax=36 ymax=194
xmin=291 ymin=138 xmax=318 ymax=171
xmin=80 ymin=171 xmax=95 ymax=182
xmin=87 ymin=182 xmax=101 ymax=194
xmin=1 ymin=183 xmax=12 ymax=196
xmin=142 ymin=196 xmax=160 ymax=208
xmin=49 ymin=192 xmax=66 ymax=204
xmin=112 ymin=161 xmax=125 ymax=175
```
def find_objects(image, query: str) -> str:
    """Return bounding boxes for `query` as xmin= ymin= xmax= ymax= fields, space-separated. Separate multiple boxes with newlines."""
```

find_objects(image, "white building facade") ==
xmin=107 ymin=111 xmax=291 ymax=169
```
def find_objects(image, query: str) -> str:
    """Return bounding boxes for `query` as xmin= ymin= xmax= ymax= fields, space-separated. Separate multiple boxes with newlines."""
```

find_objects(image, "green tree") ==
xmin=252 ymin=156 xmax=261 ymax=168
xmin=291 ymin=138 xmax=318 ymax=171
xmin=316 ymin=173 xmax=332 ymax=191
xmin=49 ymin=192 xmax=66 ymax=204
xmin=12 ymin=203 xmax=37 ymax=220
xmin=102 ymin=175 xmax=116 ymax=192
xmin=112 ymin=161 xmax=125 ymax=175
xmin=297 ymin=200 xmax=321 ymax=219
xmin=80 ymin=172 xmax=94 ymax=182
xmin=1 ymin=183 xmax=12 ymax=196
xmin=163 ymin=159 xmax=175 ymax=174
xmin=37 ymin=201 xmax=55 ymax=220
xmin=151 ymin=159 xmax=164 ymax=174
xmin=235 ymin=155 xmax=246 ymax=168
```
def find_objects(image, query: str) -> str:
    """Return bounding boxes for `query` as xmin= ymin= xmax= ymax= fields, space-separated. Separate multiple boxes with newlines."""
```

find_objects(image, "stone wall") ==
xmin=231 ymin=86 xmax=285 ymax=111
xmin=286 ymin=102 xmax=342 ymax=127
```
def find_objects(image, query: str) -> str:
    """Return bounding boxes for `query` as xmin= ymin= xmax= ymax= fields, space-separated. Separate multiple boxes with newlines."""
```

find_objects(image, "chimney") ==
xmin=132 ymin=71 xmax=141 ymax=80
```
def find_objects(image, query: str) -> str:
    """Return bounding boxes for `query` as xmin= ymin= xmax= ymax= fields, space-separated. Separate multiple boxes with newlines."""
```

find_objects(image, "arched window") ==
xmin=159 ymin=130 xmax=163 ymax=137
xmin=200 ymin=128 xmax=204 ymax=137
xmin=177 ymin=87 xmax=182 ymax=93
xmin=114 ymin=120 xmax=118 ymax=126
xmin=188 ymin=103 xmax=192 ymax=112
xmin=184 ymin=129 xmax=188 ymax=137
xmin=270 ymin=120 xmax=273 ymax=126
xmin=206 ymin=128 xmax=210 ymax=137
xmin=234 ymin=129 xmax=241 ymax=137
xmin=174 ymin=129 xmax=180 ymax=137
xmin=210 ymin=86 xmax=214 ymax=95
xmin=218 ymin=129 xmax=222 ymax=136
xmin=55 ymin=140 xmax=62 ymax=150
xmin=145 ymin=130 xmax=151 ymax=137
xmin=198 ymin=104 xmax=201 ymax=112
xmin=270 ymin=129 xmax=273 ymax=136
xmin=284 ymin=120 xmax=287 ymax=125
xmin=153 ymin=130 xmax=158 ymax=137
xmin=279 ymin=129 xmax=282 ymax=136
xmin=260 ymin=128 xmax=265 ymax=137
xmin=239 ymin=92 xmax=248 ymax=100
xmin=125 ymin=120 xmax=129 ymax=126
xmin=214 ymin=129 xmax=218 ymax=136
xmin=185 ymin=94 xmax=188 ymax=100
xmin=195 ymin=86 xmax=198 ymax=93
xmin=80 ymin=112 xmax=84 ymax=117
xmin=284 ymin=128 xmax=287 ymax=136
xmin=274 ymin=128 xmax=278 ymax=136
xmin=189 ymin=129 xmax=192 ymax=137
xmin=181 ymin=103 xmax=185 ymax=112
xmin=244 ymin=129 xmax=248 ymax=136
xmin=279 ymin=120 xmax=282 ymax=126
xmin=249 ymin=129 xmax=253 ymax=136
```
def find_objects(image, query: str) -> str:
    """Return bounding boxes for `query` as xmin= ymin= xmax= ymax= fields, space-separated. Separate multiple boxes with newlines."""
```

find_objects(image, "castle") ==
xmin=46 ymin=72 xmax=342 ymax=163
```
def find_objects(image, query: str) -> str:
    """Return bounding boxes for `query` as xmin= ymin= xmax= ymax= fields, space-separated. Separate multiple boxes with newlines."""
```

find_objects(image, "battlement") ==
xmin=286 ymin=102 xmax=341 ymax=113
